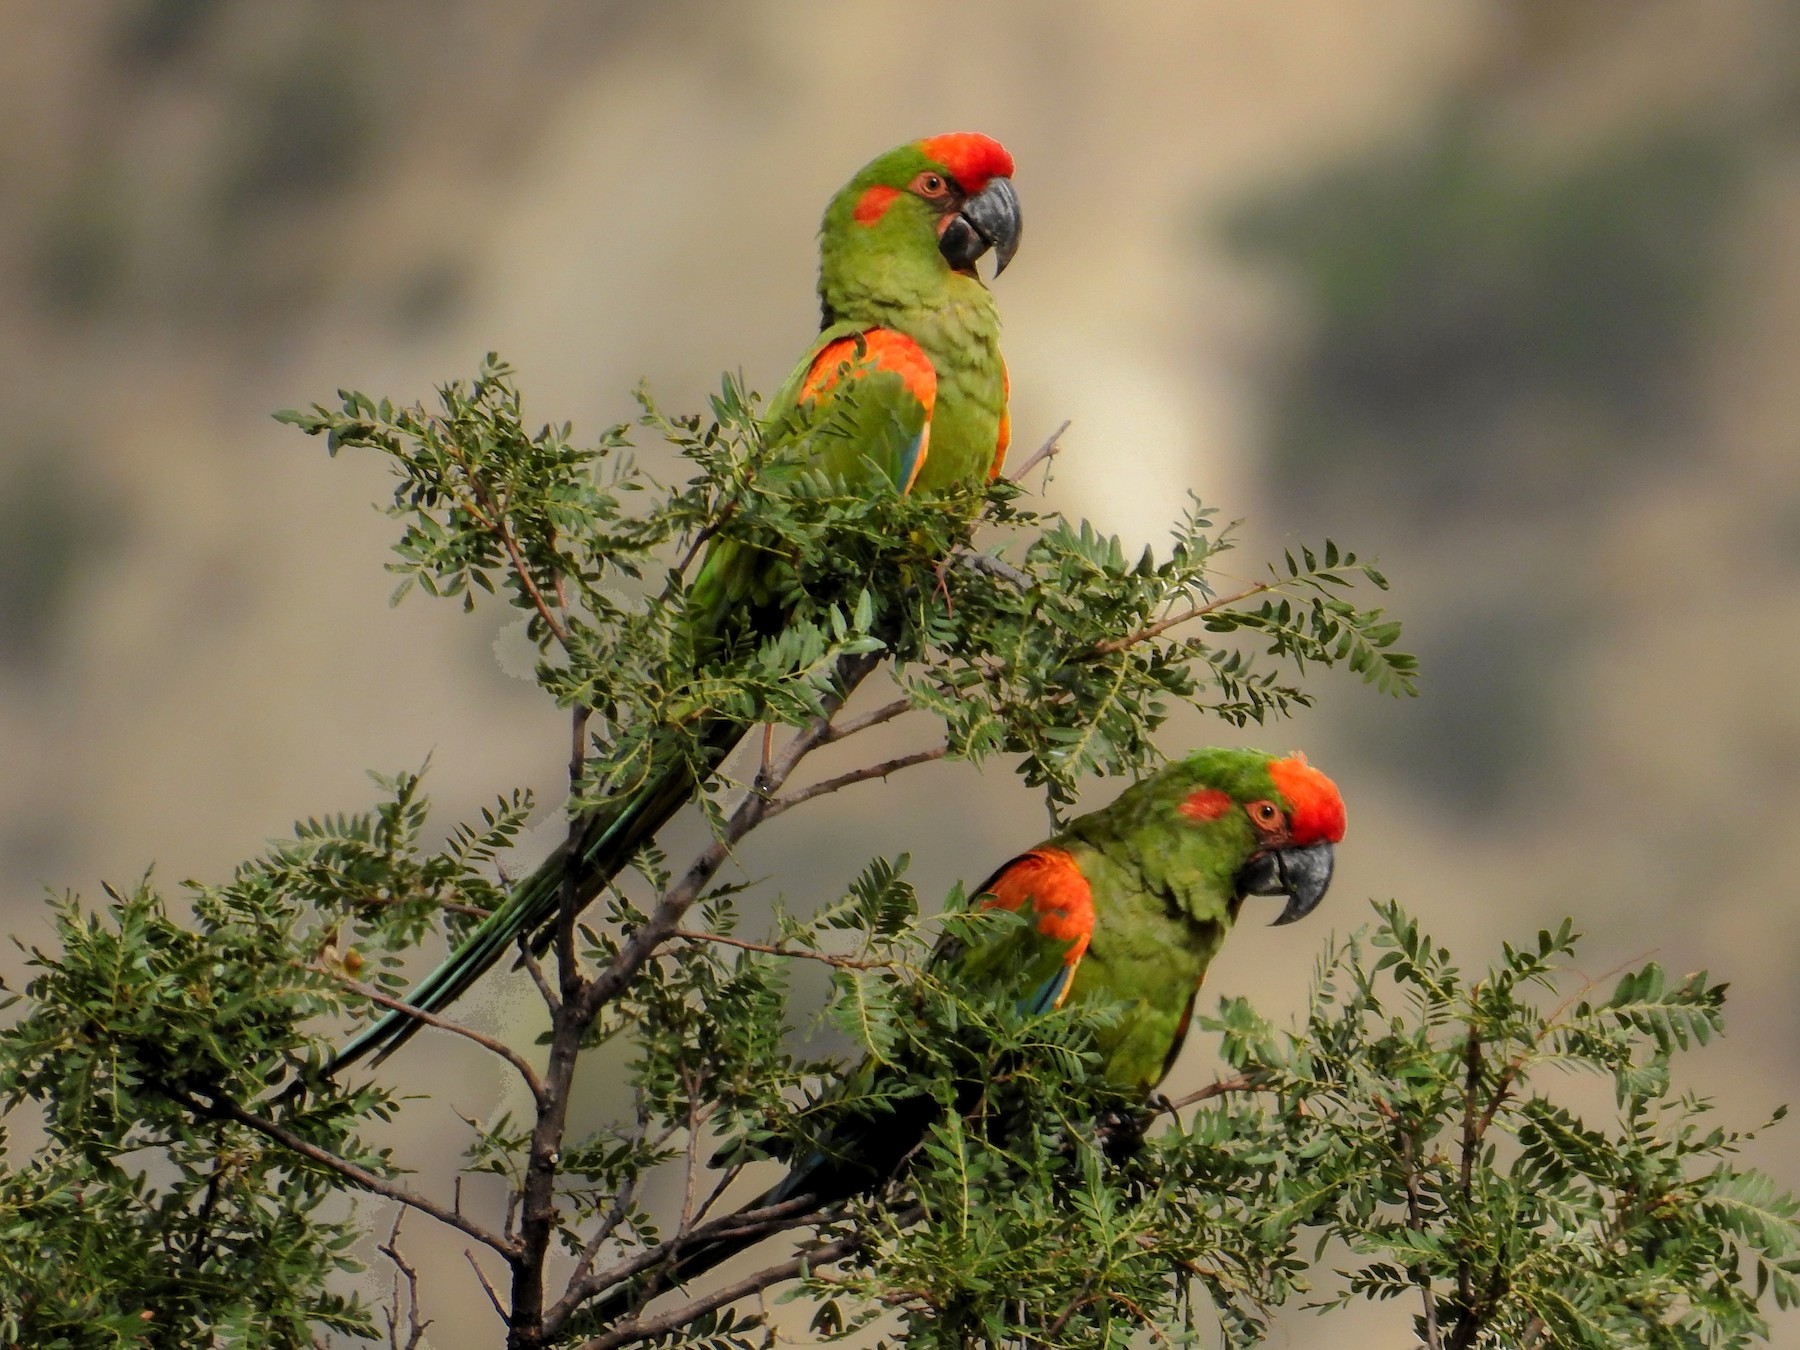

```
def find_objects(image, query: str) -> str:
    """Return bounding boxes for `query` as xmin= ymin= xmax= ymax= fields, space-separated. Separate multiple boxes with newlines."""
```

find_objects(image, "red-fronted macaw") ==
xmin=602 ymin=747 xmax=1346 ymax=1317
xmin=335 ymin=133 xmax=1021 ymax=1067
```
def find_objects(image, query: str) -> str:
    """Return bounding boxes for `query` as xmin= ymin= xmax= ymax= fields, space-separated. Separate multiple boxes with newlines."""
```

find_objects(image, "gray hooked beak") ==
xmin=1236 ymin=840 xmax=1336 ymax=927
xmin=938 ymin=176 xmax=1022 ymax=277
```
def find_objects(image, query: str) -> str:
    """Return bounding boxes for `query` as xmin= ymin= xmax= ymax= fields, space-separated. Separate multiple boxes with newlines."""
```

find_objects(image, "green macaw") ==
xmin=334 ymin=134 xmax=1021 ymax=1068
xmin=601 ymin=746 xmax=1346 ymax=1317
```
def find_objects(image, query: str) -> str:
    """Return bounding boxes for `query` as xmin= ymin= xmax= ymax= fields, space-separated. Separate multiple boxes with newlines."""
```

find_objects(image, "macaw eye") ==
xmin=1246 ymin=800 xmax=1284 ymax=830
xmin=912 ymin=171 xmax=950 ymax=198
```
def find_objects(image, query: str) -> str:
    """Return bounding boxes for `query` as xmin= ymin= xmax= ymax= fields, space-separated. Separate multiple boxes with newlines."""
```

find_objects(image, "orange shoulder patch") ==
xmin=799 ymin=329 xmax=937 ymax=414
xmin=990 ymin=359 xmax=1010 ymax=480
xmin=980 ymin=848 xmax=1094 ymax=963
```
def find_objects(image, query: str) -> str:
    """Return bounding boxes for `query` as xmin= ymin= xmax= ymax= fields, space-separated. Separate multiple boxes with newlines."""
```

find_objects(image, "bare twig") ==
xmin=762 ymin=744 xmax=948 ymax=821
xmin=570 ymin=1173 xmax=641 ymax=1286
xmin=466 ymin=1248 xmax=509 ymax=1319
xmin=821 ymin=695 xmax=915 ymax=743
xmin=518 ymin=930 xmax=559 ymax=1015
xmin=315 ymin=965 xmax=546 ymax=1105
xmin=378 ymin=1211 xmax=431 ymax=1350
xmin=1009 ymin=419 xmax=1072 ymax=483
xmin=170 ymin=1086 xmax=514 ymax=1258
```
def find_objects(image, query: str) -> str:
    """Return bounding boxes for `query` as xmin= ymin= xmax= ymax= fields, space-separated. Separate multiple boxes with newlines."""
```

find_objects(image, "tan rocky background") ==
xmin=3 ymin=1 xmax=1798 ymax=1344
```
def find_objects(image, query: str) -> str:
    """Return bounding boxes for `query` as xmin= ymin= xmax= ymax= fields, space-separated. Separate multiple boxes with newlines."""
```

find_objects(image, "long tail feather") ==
xmin=330 ymin=719 xmax=748 ymax=1071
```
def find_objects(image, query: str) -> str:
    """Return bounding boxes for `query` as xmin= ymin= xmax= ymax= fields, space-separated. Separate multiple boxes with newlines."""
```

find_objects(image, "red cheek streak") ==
xmin=1179 ymin=788 xmax=1232 ymax=822
xmin=1267 ymin=753 xmax=1347 ymax=845
xmin=915 ymin=132 xmax=1014 ymax=194
xmin=853 ymin=184 xmax=900 ymax=225
xmin=980 ymin=848 xmax=1094 ymax=964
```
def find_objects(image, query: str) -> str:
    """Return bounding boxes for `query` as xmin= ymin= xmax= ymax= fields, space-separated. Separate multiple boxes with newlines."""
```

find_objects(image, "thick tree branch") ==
xmin=511 ymin=702 xmax=601 ymax=1344
xmin=1401 ymin=1129 xmax=1443 ymax=1350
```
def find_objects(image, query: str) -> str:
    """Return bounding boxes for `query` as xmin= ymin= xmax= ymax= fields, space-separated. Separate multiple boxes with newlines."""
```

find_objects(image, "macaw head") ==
xmin=1121 ymin=748 xmax=1347 ymax=928
xmin=818 ymin=133 xmax=1022 ymax=319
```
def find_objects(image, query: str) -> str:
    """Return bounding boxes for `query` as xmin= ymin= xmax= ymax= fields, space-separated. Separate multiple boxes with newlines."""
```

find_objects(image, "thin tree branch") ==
xmin=518 ymin=930 xmax=559 ymax=1016
xmin=821 ymin=695 xmax=915 ymax=743
xmin=1156 ymin=1072 xmax=1269 ymax=1115
xmin=574 ymin=1207 xmax=925 ymax=1350
xmin=671 ymin=928 xmax=899 ymax=972
xmin=559 ymin=705 xmax=594 ymax=999
xmin=761 ymin=744 xmax=948 ymax=821
xmin=679 ymin=1064 xmax=704 ymax=1235
xmin=549 ymin=1194 xmax=833 ymax=1330
xmin=1402 ymin=1129 xmax=1442 ymax=1350
xmin=378 ymin=1211 xmax=431 ymax=1350
xmin=466 ymin=479 xmax=570 ymax=646
xmin=953 ymin=550 xmax=1032 ymax=589
xmin=1008 ymin=419 xmax=1072 ymax=483
xmin=170 ymin=1086 xmax=515 ymax=1258
xmin=1454 ymin=1020 xmax=1484 ymax=1338
xmin=1089 ymin=581 xmax=1277 ymax=656
xmin=315 ymin=964 xmax=546 ymax=1105
xmin=467 ymin=1249 xmax=509 ymax=1320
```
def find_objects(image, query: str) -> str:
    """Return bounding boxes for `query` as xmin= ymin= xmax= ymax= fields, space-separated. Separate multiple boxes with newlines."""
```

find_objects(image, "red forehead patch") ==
xmin=916 ymin=132 xmax=1014 ymax=193
xmin=1267 ymin=754 xmax=1346 ymax=846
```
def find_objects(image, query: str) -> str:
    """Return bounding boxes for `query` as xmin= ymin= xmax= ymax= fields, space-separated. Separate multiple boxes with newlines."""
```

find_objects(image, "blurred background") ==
xmin=4 ymin=1 xmax=1798 ymax=1344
